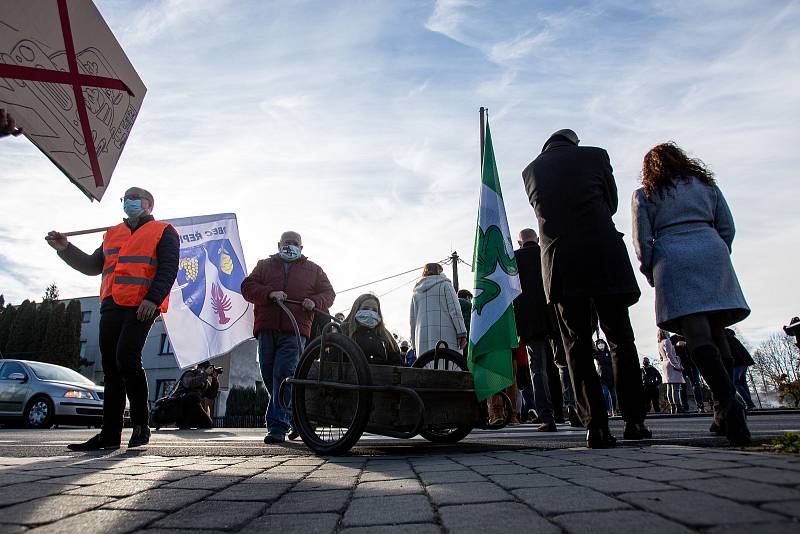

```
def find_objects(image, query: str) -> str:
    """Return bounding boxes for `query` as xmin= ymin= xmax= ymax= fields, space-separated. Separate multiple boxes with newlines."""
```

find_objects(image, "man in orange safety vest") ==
xmin=46 ymin=186 xmax=179 ymax=450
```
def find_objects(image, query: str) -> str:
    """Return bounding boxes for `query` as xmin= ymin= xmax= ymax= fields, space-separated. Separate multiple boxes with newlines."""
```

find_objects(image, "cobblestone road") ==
xmin=1 ymin=444 xmax=799 ymax=533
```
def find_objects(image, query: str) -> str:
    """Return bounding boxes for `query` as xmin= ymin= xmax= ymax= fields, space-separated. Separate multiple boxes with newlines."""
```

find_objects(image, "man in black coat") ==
xmin=513 ymin=228 xmax=557 ymax=432
xmin=522 ymin=129 xmax=649 ymax=447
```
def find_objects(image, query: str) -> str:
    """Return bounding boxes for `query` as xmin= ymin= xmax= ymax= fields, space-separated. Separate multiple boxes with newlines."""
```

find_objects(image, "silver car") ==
xmin=0 ymin=359 xmax=104 ymax=429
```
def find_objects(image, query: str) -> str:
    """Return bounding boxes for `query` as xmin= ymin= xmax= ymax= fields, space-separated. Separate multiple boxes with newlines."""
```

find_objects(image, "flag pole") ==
xmin=479 ymin=106 xmax=486 ymax=166
xmin=62 ymin=226 xmax=112 ymax=237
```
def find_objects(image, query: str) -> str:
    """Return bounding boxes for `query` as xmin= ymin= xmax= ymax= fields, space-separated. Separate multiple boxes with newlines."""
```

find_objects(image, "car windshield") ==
xmin=27 ymin=362 xmax=95 ymax=386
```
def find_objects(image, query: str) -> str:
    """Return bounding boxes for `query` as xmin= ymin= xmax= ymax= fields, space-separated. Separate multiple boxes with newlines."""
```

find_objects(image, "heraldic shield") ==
xmin=176 ymin=236 xmax=249 ymax=331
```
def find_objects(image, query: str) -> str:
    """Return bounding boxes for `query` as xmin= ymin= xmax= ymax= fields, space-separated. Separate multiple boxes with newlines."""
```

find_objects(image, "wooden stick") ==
xmin=62 ymin=226 xmax=112 ymax=237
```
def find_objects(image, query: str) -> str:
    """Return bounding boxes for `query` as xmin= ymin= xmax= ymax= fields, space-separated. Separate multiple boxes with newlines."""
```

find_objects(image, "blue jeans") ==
xmin=601 ymin=384 xmax=617 ymax=413
xmin=734 ymin=366 xmax=755 ymax=409
xmin=258 ymin=331 xmax=306 ymax=435
xmin=527 ymin=339 xmax=555 ymax=424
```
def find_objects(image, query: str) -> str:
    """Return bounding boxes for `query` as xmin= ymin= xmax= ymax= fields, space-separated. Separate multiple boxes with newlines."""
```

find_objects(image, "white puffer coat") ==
xmin=410 ymin=274 xmax=467 ymax=355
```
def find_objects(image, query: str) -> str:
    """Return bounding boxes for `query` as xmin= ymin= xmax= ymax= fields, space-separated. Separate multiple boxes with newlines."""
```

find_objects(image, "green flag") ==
xmin=467 ymin=123 xmax=522 ymax=401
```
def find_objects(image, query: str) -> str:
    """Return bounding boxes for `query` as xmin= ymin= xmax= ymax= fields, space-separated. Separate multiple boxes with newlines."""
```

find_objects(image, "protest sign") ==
xmin=0 ymin=0 xmax=147 ymax=201
xmin=162 ymin=213 xmax=255 ymax=369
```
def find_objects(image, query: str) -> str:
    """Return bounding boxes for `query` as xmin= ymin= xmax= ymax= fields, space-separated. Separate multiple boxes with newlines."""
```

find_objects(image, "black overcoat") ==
xmin=522 ymin=140 xmax=640 ymax=305
xmin=513 ymin=242 xmax=551 ymax=340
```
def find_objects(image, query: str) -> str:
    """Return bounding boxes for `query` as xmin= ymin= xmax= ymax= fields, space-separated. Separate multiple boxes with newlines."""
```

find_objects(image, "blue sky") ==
xmin=1 ymin=0 xmax=798 ymax=357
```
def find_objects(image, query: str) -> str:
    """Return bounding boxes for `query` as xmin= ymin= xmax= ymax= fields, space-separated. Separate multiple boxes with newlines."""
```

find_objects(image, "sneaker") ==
xmin=287 ymin=428 xmax=300 ymax=441
xmin=128 ymin=425 xmax=151 ymax=448
xmin=537 ymin=421 xmax=558 ymax=432
xmin=264 ymin=433 xmax=286 ymax=444
xmin=67 ymin=432 xmax=120 ymax=451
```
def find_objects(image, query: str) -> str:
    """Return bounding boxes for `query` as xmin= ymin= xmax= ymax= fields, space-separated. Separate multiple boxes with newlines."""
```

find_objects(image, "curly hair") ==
xmin=641 ymin=142 xmax=715 ymax=198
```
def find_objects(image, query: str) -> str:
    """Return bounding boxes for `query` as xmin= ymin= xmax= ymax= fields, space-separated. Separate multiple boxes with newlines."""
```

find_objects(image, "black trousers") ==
xmin=644 ymin=387 xmax=661 ymax=412
xmin=176 ymin=393 xmax=213 ymax=429
xmin=555 ymin=295 xmax=646 ymax=430
xmin=99 ymin=306 xmax=154 ymax=434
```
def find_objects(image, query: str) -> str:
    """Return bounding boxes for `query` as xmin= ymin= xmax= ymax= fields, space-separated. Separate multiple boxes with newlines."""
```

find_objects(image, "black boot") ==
xmin=692 ymin=345 xmax=736 ymax=438
xmin=587 ymin=427 xmax=617 ymax=449
xmin=128 ymin=425 xmax=151 ymax=448
xmin=623 ymin=422 xmax=652 ymax=440
xmin=67 ymin=432 xmax=121 ymax=451
xmin=724 ymin=401 xmax=751 ymax=446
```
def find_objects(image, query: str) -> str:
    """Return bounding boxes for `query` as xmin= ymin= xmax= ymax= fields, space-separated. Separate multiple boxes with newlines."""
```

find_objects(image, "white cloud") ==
xmin=1 ymin=0 xmax=798 ymax=359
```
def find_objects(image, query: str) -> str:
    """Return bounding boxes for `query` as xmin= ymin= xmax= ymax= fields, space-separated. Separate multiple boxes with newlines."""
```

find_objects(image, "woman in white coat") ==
xmin=658 ymin=330 xmax=685 ymax=414
xmin=410 ymin=263 xmax=467 ymax=355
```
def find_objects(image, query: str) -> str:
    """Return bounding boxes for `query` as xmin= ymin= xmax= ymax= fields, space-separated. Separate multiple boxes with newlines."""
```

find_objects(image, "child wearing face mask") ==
xmin=342 ymin=294 xmax=403 ymax=366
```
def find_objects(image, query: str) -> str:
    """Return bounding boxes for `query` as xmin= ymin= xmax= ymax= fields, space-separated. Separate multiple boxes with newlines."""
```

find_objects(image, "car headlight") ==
xmin=64 ymin=390 xmax=94 ymax=399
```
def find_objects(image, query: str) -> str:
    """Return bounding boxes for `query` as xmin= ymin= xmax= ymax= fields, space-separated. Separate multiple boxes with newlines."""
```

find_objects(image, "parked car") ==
xmin=0 ymin=359 xmax=104 ymax=429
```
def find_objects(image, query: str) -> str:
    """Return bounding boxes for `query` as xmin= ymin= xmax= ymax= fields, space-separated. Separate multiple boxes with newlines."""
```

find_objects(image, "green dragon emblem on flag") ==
xmin=473 ymin=225 xmax=518 ymax=315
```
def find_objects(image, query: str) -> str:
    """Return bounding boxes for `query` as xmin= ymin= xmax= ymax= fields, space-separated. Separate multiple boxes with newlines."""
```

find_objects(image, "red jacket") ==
xmin=241 ymin=255 xmax=335 ymax=338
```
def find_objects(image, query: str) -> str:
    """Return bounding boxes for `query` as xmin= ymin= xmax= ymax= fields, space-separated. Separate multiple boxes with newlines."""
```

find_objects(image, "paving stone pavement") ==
xmin=0 ymin=445 xmax=799 ymax=533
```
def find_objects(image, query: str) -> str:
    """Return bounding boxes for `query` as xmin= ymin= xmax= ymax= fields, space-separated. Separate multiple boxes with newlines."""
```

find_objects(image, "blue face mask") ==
xmin=355 ymin=309 xmax=381 ymax=329
xmin=123 ymin=199 xmax=144 ymax=218
xmin=279 ymin=244 xmax=301 ymax=262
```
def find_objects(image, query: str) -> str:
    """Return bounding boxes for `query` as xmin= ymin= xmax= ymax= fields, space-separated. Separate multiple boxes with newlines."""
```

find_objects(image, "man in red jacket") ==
xmin=241 ymin=231 xmax=335 ymax=443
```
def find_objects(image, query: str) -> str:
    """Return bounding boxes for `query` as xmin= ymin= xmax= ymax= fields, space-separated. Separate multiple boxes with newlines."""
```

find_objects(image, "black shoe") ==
xmin=568 ymin=407 xmax=583 ymax=428
xmin=537 ymin=421 xmax=558 ymax=432
xmin=128 ymin=425 xmax=151 ymax=448
xmin=623 ymin=422 xmax=652 ymax=440
xmin=67 ymin=432 xmax=120 ymax=451
xmin=264 ymin=433 xmax=286 ymax=444
xmin=287 ymin=428 xmax=300 ymax=441
xmin=586 ymin=427 xmax=617 ymax=449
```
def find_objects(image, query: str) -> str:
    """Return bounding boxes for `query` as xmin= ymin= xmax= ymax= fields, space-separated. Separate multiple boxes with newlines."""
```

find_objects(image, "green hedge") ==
xmin=226 ymin=385 xmax=269 ymax=416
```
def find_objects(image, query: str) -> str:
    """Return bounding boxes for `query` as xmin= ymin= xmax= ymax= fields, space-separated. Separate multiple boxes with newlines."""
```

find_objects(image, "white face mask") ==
xmin=279 ymin=244 xmax=301 ymax=262
xmin=355 ymin=309 xmax=381 ymax=329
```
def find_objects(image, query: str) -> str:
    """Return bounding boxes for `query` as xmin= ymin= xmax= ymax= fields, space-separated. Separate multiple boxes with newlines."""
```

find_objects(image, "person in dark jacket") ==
xmin=342 ymin=294 xmax=403 ymax=366
xmin=457 ymin=290 xmax=473 ymax=334
xmin=46 ymin=187 xmax=179 ymax=451
xmin=400 ymin=340 xmax=416 ymax=366
xmin=523 ymin=129 xmax=649 ymax=448
xmin=173 ymin=362 xmax=220 ymax=429
xmin=593 ymin=339 xmax=617 ymax=416
xmin=641 ymin=357 xmax=663 ymax=413
xmin=513 ymin=228 xmax=557 ymax=432
xmin=241 ymin=231 xmax=335 ymax=443
xmin=726 ymin=329 xmax=756 ymax=410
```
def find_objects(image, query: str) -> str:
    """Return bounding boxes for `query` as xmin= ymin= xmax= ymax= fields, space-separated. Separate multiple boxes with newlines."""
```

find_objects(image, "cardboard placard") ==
xmin=0 ymin=0 xmax=147 ymax=201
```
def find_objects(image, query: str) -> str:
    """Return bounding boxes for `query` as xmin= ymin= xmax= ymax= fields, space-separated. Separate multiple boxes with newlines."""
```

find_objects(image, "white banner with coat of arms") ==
xmin=162 ymin=213 xmax=254 ymax=369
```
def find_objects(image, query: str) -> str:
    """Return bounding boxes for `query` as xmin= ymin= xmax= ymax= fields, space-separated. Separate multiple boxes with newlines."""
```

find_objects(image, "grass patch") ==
xmin=765 ymin=432 xmax=800 ymax=454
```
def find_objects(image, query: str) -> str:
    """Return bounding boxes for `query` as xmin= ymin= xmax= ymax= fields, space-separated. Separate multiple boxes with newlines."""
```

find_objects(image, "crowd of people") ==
xmin=24 ymin=91 xmax=756 ymax=451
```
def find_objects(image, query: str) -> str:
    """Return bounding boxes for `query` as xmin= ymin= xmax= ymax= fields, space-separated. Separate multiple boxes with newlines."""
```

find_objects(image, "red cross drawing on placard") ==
xmin=0 ymin=0 xmax=135 ymax=188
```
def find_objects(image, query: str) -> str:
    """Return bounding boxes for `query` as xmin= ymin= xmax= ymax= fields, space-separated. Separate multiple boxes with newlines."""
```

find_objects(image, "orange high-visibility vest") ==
xmin=100 ymin=220 xmax=173 ymax=312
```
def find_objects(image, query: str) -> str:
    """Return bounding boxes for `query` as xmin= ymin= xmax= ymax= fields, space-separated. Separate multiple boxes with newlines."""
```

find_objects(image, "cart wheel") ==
xmin=413 ymin=344 xmax=474 ymax=443
xmin=292 ymin=333 xmax=372 ymax=455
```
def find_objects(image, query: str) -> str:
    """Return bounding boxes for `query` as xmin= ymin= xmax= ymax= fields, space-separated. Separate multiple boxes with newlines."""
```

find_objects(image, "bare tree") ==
xmin=752 ymin=333 xmax=800 ymax=403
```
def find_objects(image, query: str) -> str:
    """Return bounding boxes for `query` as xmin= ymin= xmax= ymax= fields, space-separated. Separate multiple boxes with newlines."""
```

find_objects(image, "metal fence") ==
xmin=211 ymin=415 xmax=264 ymax=428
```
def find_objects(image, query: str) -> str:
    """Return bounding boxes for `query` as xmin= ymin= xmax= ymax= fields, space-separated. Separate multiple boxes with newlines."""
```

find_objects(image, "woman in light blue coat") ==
xmin=632 ymin=142 xmax=750 ymax=445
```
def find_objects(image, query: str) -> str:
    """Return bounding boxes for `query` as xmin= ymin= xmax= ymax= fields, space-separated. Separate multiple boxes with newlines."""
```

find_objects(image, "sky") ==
xmin=1 ymin=0 xmax=798 ymax=358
